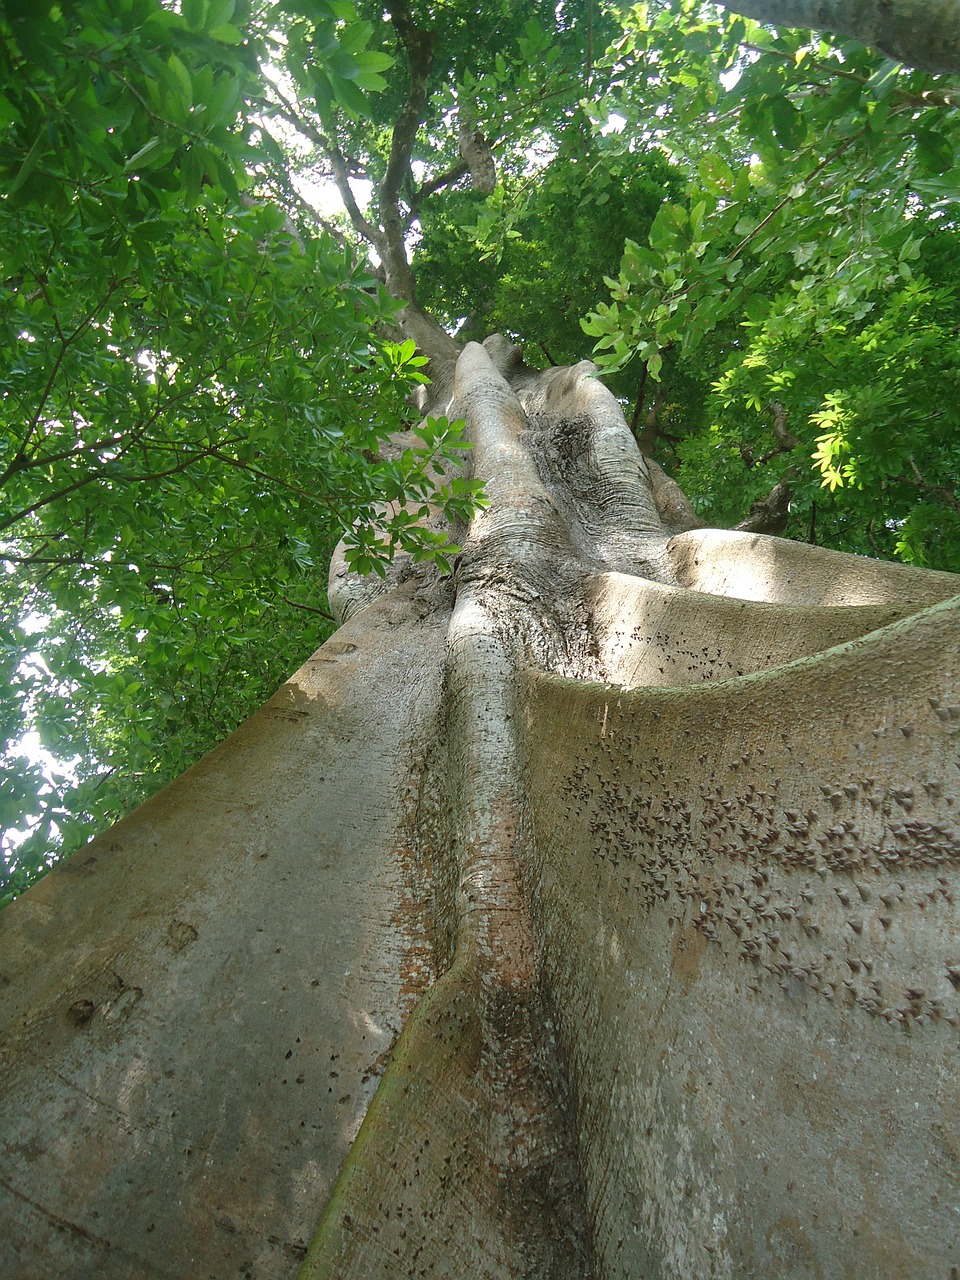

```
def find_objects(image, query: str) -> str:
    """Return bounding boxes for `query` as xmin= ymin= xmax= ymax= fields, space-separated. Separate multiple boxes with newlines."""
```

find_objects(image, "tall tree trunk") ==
xmin=2 ymin=338 xmax=959 ymax=1279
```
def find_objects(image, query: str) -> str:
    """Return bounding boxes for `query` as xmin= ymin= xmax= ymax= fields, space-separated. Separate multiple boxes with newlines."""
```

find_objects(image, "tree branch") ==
xmin=264 ymin=88 xmax=378 ymax=246
xmin=744 ymin=39 xmax=960 ymax=106
xmin=646 ymin=458 xmax=703 ymax=533
xmin=379 ymin=0 xmax=434 ymax=214
xmin=734 ymin=467 xmax=798 ymax=535
xmin=0 ymin=441 xmax=236 ymax=533
xmin=636 ymin=384 xmax=675 ymax=456
xmin=375 ymin=0 xmax=436 ymax=304
xmin=904 ymin=455 xmax=960 ymax=512
xmin=718 ymin=0 xmax=960 ymax=74
xmin=208 ymin=450 xmax=343 ymax=511
xmin=1 ymin=276 xmax=126 ymax=486
xmin=408 ymin=159 xmax=470 ymax=216
xmin=266 ymin=11 xmax=458 ymax=375
xmin=767 ymin=399 xmax=799 ymax=452
xmin=742 ymin=399 xmax=800 ymax=468
xmin=628 ymin=363 xmax=650 ymax=440
xmin=280 ymin=594 xmax=336 ymax=621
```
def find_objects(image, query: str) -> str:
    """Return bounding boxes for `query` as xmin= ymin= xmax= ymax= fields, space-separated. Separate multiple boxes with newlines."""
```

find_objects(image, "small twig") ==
xmin=741 ymin=42 xmax=960 ymax=109
xmin=0 ymin=440 xmax=237 ymax=532
xmin=281 ymin=595 xmax=336 ymax=621
xmin=629 ymin=362 xmax=649 ymax=440
xmin=208 ymin=450 xmax=342 ymax=511
xmin=904 ymin=455 xmax=960 ymax=511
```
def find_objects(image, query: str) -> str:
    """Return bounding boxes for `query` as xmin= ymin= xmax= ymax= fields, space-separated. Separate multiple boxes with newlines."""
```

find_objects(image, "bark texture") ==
xmin=2 ymin=338 xmax=959 ymax=1279
xmin=719 ymin=0 xmax=960 ymax=73
xmin=458 ymin=116 xmax=497 ymax=193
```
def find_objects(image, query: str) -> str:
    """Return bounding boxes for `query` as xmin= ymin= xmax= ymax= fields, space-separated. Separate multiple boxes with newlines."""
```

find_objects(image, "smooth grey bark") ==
xmin=305 ymin=338 xmax=960 ymax=1279
xmin=719 ymin=0 xmax=960 ymax=72
xmin=2 ymin=337 xmax=960 ymax=1279
xmin=0 ymin=599 xmax=449 ymax=1277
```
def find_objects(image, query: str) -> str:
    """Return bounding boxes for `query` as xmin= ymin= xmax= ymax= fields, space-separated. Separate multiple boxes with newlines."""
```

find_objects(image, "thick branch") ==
xmin=408 ymin=159 xmax=469 ymax=215
xmin=457 ymin=116 xmax=496 ymax=194
xmin=741 ymin=400 xmax=800 ymax=469
xmin=734 ymin=468 xmax=797 ymax=535
xmin=264 ymin=16 xmax=457 ymax=377
xmin=719 ymin=0 xmax=960 ymax=73
xmin=317 ymin=133 xmax=379 ymax=247
xmin=376 ymin=0 xmax=436 ymax=304
xmin=380 ymin=2 xmax=434 ymax=213
xmin=768 ymin=399 xmax=799 ymax=452
xmin=636 ymin=383 xmax=674 ymax=456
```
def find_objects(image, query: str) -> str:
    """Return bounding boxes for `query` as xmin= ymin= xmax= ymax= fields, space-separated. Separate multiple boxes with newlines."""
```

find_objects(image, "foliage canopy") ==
xmin=0 ymin=0 xmax=477 ymax=897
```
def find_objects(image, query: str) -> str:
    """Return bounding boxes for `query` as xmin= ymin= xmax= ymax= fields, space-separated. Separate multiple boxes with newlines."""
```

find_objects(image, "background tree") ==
xmin=1 ymin=1 xmax=960 ymax=1276
xmin=581 ymin=0 xmax=960 ymax=559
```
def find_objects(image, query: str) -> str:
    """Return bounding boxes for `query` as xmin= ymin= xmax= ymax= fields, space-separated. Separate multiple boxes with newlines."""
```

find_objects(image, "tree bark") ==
xmin=719 ymin=0 xmax=960 ymax=73
xmin=2 ymin=338 xmax=960 ymax=1278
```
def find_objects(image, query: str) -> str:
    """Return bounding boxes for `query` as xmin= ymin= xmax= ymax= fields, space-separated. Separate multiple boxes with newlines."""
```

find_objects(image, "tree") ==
xmin=1 ymin=1 xmax=960 ymax=1277
xmin=578 ymin=0 xmax=960 ymax=563
xmin=0 ymin=0 xmax=477 ymax=896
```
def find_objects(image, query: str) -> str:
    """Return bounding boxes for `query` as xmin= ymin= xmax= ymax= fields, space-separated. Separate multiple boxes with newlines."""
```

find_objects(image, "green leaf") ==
xmin=698 ymin=153 xmax=734 ymax=194
xmin=742 ymin=294 xmax=770 ymax=323
xmin=915 ymin=129 xmax=954 ymax=176
xmin=206 ymin=0 xmax=236 ymax=25
xmin=124 ymin=137 xmax=163 ymax=171
xmin=337 ymin=20 xmax=373 ymax=56
xmin=8 ymin=131 xmax=46 ymax=196
xmin=182 ymin=0 xmax=209 ymax=31
xmin=166 ymin=54 xmax=193 ymax=107
xmin=331 ymin=75 xmax=368 ymax=118
xmin=209 ymin=22 xmax=244 ymax=44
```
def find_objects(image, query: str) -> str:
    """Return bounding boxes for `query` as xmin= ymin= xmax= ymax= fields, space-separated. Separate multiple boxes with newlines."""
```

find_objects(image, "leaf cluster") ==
xmin=414 ymin=137 xmax=684 ymax=390
xmin=0 ymin=0 xmax=478 ymax=901
xmin=581 ymin=0 xmax=960 ymax=566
